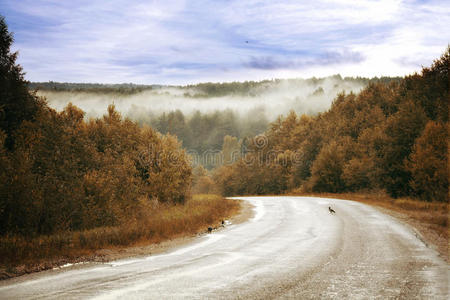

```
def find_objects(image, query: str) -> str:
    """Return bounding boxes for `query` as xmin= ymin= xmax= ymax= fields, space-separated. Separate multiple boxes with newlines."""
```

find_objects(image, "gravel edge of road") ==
xmin=371 ymin=206 xmax=448 ymax=263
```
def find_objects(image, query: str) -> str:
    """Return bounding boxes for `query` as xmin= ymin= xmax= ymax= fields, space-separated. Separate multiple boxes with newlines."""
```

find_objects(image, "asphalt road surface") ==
xmin=0 ymin=196 xmax=448 ymax=299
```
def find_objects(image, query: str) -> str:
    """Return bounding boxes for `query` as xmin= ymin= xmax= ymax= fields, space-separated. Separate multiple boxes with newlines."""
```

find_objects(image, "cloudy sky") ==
xmin=1 ymin=0 xmax=449 ymax=84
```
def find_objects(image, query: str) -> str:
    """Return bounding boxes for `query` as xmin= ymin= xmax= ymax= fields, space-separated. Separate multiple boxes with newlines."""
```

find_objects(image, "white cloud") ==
xmin=2 ymin=0 xmax=448 ymax=84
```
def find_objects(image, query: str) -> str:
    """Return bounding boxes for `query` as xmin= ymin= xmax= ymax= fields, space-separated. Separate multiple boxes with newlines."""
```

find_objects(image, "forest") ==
xmin=0 ymin=17 xmax=192 ymax=237
xmin=1 ymin=18 xmax=245 ymax=270
xmin=22 ymin=49 xmax=448 ymax=204
xmin=32 ymin=72 xmax=400 ymax=170
xmin=213 ymin=48 xmax=448 ymax=203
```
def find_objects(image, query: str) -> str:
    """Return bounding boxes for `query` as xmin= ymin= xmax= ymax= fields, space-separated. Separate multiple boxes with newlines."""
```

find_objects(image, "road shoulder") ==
xmin=0 ymin=198 xmax=254 ymax=281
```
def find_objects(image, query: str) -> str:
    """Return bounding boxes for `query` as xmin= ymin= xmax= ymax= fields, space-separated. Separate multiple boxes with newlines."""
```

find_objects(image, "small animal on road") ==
xmin=328 ymin=206 xmax=336 ymax=214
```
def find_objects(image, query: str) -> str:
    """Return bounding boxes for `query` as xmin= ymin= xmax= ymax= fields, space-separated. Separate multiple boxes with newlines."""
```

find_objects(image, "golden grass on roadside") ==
xmin=0 ymin=194 xmax=239 ymax=270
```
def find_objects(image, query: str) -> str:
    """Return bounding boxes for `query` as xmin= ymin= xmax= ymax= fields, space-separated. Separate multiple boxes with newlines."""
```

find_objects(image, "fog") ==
xmin=37 ymin=76 xmax=367 ymax=122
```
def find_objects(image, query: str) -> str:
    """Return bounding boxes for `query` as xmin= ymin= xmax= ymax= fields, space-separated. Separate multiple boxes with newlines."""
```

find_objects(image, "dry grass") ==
xmin=0 ymin=194 xmax=239 ymax=273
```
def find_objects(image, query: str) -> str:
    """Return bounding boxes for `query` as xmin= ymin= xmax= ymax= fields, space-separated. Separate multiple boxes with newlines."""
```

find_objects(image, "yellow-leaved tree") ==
xmin=406 ymin=121 xmax=448 ymax=202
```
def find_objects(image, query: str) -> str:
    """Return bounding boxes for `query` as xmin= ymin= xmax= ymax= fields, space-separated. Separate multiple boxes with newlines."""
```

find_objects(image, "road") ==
xmin=0 ymin=196 xmax=448 ymax=299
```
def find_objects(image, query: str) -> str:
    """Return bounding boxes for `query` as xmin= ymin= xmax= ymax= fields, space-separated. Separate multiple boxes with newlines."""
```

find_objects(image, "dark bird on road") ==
xmin=329 ymin=206 xmax=336 ymax=214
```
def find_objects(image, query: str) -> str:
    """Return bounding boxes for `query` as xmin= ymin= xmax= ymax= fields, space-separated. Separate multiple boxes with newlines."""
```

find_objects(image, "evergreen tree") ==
xmin=0 ymin=16 xmax=41 ymax=149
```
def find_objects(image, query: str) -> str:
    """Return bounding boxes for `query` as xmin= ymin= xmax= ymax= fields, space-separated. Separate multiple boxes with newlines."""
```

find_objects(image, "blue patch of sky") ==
xmin=0 ymin=4 xmax=66 ymax=48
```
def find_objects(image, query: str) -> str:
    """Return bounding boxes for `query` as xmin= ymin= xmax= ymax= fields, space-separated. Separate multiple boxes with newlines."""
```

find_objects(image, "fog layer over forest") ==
xmin=36 ymin=76 xmax=375 ymax=121
xmin=33 ymin=76 xmax=398 ymax=168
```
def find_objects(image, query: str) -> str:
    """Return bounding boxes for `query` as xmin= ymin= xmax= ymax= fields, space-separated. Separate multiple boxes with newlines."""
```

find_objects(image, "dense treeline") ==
xmin=29 ymin=82 xmax=157 ymax=95
xmin=31 ymin=76 xmax=400 ymax=98
xmin=185 ymin=75 xmax=400 ymax=98
xmin=214 ymin=48 xmax=449 ymax=202
xmin=1 ymin=104 xmax=192 ymax=236
xmin=0 ymin=18 xmax=192 ymax=236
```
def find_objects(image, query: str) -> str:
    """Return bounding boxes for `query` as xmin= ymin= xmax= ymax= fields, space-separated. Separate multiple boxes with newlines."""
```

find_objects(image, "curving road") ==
xmin=0 ymin=197 xmax=448 ymax=299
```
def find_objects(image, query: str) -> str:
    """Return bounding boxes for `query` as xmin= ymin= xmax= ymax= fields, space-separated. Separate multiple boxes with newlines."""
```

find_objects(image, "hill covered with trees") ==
xmin=213 ymin=48 xmax=449 ymax=203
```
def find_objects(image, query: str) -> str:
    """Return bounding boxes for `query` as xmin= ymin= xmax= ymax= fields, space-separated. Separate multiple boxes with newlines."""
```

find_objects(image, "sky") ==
xmin=1 ymin=0 xmax=449 ymax=85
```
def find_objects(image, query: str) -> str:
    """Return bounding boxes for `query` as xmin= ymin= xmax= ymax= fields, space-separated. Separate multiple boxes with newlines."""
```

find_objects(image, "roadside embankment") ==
xmin=0 ymin=194 xmax=248 ymax=280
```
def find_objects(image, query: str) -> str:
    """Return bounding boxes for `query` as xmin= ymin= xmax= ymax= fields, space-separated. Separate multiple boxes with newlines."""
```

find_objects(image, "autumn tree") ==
xmin=400 ymin=47 xmax=449 ymax=123
xmin=192 ymin=165 xmax=217 ymax=194
xmin=406 ymin=121 xmax=448 ymax=202
xmin=380 ymin=100 xmax=428 ymax=197
xmin=307 ymin=141 xmax=347 ymax=193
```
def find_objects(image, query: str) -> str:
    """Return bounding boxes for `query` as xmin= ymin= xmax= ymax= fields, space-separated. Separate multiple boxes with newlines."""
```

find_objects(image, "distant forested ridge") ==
xmin=30 ymin=76 xmax=400 ymax=97
xmin=183 ymin=76 xmax=400 ymax=98
xmin=28 ymin=82 xmax=157 ymax=95
xmin=214 ymin=48 xmax=449 ymax=202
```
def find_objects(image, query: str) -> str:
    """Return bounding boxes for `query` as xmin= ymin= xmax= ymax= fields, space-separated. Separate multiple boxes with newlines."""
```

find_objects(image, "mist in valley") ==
xmin=33 ymin=76 xmax=390 ymax=168
xmin=37 ymin=76 xmax=368 ymax=123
